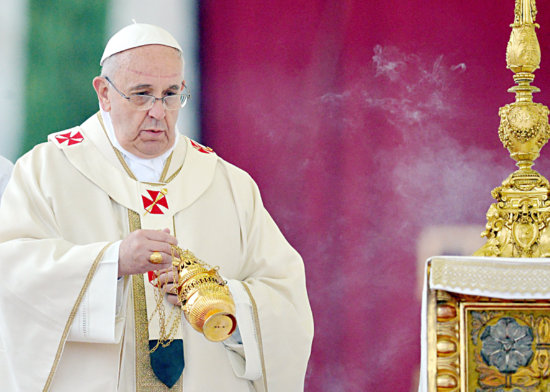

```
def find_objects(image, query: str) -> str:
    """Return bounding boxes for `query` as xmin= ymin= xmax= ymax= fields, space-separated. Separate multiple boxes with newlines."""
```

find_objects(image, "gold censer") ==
xmin=172 ymin=247 xmax=237 ymax=342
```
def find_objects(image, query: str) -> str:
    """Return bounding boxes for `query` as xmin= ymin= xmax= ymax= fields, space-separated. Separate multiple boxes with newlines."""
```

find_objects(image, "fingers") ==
xmin=153 ymin=270 xmax=181 ymax=306
xmin=162 ymin=282 xmax=179 ymax=295
xmin=144 ymin=230 xmax=178 ymax=264
xmin=155 ymin=269 xmax=177 ymax=286
xmin=162 ymin=282 xmax=181 ymax=306
xmin=165 ymin=293 xmax=181 ymax=306
xmin=118 ymin=228 xmax=179 ymax=277
xmin=155 ymin=271 xmax=179 ymax=295
xmin=144 ymin=228 xmax=178 ymax=246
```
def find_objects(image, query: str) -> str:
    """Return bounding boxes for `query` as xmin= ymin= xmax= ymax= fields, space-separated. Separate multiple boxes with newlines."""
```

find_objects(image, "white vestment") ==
xmin=0 ymin=113 xmax=314 ymax=392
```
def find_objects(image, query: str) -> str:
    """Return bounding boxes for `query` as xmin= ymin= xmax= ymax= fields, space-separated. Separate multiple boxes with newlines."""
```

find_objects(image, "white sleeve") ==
xmin=223 ymin=279 xmax=262 ymax=381
xmin=67 ymin=241 xmax=125 ymax=343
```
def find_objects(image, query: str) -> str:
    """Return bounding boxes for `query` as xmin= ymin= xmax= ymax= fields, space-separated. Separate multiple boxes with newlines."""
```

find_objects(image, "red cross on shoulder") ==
xmin=190 ymin=139 xmax=214 ymax=154
xmin=55 ymin=131 xmax=84 ymax=146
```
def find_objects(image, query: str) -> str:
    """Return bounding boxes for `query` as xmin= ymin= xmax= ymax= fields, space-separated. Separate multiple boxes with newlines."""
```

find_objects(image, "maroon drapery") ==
xmin=198 ymin=2 xmax=550 ymax=390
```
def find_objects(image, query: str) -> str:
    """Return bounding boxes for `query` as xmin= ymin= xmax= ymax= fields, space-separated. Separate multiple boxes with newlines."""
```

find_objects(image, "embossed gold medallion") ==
xmin=461 ymin=303 xmax=550 ymax=391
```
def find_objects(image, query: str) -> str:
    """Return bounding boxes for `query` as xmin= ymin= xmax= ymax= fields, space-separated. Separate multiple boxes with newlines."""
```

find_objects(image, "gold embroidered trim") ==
xmin=159 ymin=152 xmax=173 ymax=183
xmin=129 ymin=209 xmax=183 ymax=391
xmin=43 ymin=242 xmax=113 ymax=391
xmin=165 ymin=165 xmax=183 ymax=183
xmin=242 ymin=282 xmax=268 ymax=392
xmin=96 ymin=112 xmax=138 ymax=181
xmin=114 ymin=149 xmax=138 ymax=180
xmin=128 ymin=209 xmax=141 ymax=233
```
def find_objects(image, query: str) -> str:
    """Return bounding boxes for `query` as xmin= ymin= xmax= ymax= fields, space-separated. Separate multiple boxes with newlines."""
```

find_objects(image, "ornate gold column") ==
xmin=475 ymin=0 xmax=550 ymax=258
xmin=427 ymin=3 xmax=550 ymax=392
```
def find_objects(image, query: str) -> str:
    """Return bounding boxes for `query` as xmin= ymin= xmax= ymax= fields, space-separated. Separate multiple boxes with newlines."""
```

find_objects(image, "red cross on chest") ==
xmin=142 ymin=188 xmax=169 ymax=215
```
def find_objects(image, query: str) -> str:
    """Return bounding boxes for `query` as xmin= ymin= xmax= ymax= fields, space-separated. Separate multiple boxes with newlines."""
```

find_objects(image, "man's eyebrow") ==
xmin=127 ymin=83 xmax=153 ymax=92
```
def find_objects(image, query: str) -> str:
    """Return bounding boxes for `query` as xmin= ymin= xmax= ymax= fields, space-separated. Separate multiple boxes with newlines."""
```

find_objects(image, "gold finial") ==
xmin=507 ymin=0 xmax=541 ymax=99
xmin=513 ymin=0 xmax=537 ymax=25
xmin=475 ymin=0 xmax=550 ymax=258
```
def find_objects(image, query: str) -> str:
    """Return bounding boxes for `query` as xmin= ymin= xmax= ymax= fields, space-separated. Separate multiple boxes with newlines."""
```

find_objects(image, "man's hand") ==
xmin=118 ymin=228 xmax=177 ymax=277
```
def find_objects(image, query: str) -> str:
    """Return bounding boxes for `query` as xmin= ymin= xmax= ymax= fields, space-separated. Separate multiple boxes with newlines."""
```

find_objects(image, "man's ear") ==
xmin=93 ymin=77 xmax=111 ymax=111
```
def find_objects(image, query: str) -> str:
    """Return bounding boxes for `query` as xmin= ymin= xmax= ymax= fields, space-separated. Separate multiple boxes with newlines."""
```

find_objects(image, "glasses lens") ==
xmin=129 ymin=95 xmax=155 ymax=110
xmin=164 ymin=95 xmax=183 ymax=110
xmin=125 ymin=92 xmax=189 ymax=110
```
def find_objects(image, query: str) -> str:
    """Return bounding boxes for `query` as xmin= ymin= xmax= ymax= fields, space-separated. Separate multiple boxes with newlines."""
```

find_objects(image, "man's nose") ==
xmin=148 ymin=98 xmax=166 ymax=119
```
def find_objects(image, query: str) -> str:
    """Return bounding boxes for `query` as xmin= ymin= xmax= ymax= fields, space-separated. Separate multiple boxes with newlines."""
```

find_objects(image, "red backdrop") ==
xmin=198 ymin=2 xmax=550 ymax=390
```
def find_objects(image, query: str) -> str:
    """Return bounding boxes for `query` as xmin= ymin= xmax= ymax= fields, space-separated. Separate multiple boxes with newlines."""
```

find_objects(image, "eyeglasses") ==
xmin=104 ymin=76 xmax=190 ymax=111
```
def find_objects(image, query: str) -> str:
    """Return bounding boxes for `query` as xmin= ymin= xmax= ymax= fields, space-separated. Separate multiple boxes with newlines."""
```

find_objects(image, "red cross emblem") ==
xmin=147 ymin=271 xmax=161 ymax=287
xmin=55 ymin=131 xmax=84 ymax=146
xmin=190 ymin=139 xmax=214 ymax=154
xmin=142 ymin=188 xmax=169 ymax=215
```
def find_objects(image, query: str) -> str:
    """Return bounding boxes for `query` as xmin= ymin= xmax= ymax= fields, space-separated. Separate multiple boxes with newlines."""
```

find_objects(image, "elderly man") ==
xmin=0 ymin=24 xmax=313 ymax=392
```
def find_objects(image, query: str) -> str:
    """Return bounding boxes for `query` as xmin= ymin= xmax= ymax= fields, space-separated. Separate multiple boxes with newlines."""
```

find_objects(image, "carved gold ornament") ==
xmin=475 ymin=0 xmax=550 ymax=258
xmin=430 ymin=2 xmax=550 ymax=392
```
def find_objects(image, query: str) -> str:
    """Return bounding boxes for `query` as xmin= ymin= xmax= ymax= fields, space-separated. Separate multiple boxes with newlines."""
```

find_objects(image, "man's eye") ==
xmin=129 ymin=95 xmax=152 ymax=105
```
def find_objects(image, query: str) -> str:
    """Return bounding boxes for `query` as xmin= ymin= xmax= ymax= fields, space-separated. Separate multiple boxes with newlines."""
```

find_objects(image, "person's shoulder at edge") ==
xmin=0 ymin=155 xmax=13 ymax=172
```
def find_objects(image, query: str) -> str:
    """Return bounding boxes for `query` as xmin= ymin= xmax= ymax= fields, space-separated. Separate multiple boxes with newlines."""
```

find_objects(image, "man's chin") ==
xmin=132 ymin=141 xmax=173 ymax=159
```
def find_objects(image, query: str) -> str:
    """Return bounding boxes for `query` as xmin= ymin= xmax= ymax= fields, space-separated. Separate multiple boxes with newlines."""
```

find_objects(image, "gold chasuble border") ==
xmin=159 ymin=153 xmax=173 ymax=183
xmin=242 ymin=282 xmax=268 ymax=392
xmin=165 ymin=165 xmax=183 ymax=184
xmin=128 ymin=209 xmax=183 ymax=391
xmin=43 ymin=243 xmax=113 ymax=392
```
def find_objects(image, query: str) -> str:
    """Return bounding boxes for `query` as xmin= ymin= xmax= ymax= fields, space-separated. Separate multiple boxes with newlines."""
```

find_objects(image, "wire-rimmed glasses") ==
xmin=104 ymin=76 xmax=190 ymax=111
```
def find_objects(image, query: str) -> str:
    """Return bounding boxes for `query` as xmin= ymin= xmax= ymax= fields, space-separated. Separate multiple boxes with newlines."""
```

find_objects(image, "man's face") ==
xmin=95 ymin=45 xmax=184 ymax=158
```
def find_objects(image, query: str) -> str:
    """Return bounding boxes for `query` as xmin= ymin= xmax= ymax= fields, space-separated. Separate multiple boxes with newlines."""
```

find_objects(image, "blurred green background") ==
xmin=23 ymin=1 xmax=108 ymax=153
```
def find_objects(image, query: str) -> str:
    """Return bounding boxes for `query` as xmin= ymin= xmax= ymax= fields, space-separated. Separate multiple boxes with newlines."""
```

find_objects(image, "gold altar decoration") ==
xmin=475 ymin=0 xmax=550 ymax=258
xmin=427 ymin=2 xmax=550 ymax=391
xmin=172 ymin=246 xmax=237 ymax=342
